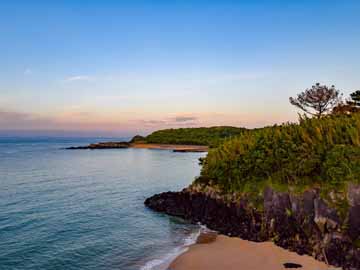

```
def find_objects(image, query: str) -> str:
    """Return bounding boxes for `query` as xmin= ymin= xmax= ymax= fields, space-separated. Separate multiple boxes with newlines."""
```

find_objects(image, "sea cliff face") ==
xmin=145 ymin=184 xmax=360 ymax=269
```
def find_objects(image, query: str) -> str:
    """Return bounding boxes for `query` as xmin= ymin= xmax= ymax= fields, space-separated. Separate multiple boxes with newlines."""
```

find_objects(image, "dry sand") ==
xmin=131 ymin=143 xmax=208 ymax=152
xmin=169 ymin=234 xmax=333 ymax=270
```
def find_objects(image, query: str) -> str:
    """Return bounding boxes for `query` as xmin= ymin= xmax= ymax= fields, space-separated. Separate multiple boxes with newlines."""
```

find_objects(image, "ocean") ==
xmin=0 ymin=138 xmax=206 ymax=270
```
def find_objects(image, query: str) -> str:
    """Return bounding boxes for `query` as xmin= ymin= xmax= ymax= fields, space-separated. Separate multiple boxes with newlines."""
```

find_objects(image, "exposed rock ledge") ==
xmin=66 ymin=141 xmax=130 ymax=149
xmin=145 ymin=184 xmax=360 ymax=270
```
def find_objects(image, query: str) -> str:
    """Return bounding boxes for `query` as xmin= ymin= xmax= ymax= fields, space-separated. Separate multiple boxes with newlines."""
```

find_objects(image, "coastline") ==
xmin=66 ymin=142 xmax=208 ymax=152
xmin=169 ymin=232 xmax=333 ymax=270
xmin=144 ymin=186 xmax=360 ymax=269
xmin=131 ymin=143 xmax=208 ymax=152
xmin=140 ymin=227 xmax=203 ymax=270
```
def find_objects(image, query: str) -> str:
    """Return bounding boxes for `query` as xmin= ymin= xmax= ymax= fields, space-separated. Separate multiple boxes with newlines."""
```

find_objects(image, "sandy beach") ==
xmin=131 ymin=143 xmax=208 ymax=152
xmin=169 ymin=233 xmax=333 ymax=270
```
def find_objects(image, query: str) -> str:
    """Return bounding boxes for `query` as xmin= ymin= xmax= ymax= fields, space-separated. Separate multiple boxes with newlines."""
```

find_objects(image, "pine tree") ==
xmin=289 ymin=83 xmax=341 ymax=118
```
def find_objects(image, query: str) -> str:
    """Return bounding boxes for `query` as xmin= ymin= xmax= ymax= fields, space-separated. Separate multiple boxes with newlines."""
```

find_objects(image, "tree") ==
xmin=289 ymin=83 xmax=341 ymax=118
xmin=349 ymin=90 xmax=360 ymax=107
xmin=332 ymin=102 xmax=355 ymax=115
xmin=333 ymin=90 xmax=360 ymax=115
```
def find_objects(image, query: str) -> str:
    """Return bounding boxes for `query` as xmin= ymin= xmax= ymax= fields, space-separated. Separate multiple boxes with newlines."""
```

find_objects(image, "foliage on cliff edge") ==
xmin=196 ymin=113 xmax=360 ymax=193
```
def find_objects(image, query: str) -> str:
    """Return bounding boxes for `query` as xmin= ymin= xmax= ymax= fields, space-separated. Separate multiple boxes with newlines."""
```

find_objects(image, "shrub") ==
xmin=145 ymin=126 xmax=246 ymax=147
xmin=196 ymin=113 xmax=360 ymax=192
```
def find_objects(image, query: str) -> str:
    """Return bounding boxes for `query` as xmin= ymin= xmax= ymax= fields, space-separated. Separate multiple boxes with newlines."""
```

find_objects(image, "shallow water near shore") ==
xmin=0 ymin=137 xmax=205 ymax=270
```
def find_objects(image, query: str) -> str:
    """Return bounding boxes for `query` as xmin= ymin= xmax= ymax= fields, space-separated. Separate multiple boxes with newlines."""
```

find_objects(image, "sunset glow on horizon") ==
xmin=1 ymin=1 xmax=359 ymax=137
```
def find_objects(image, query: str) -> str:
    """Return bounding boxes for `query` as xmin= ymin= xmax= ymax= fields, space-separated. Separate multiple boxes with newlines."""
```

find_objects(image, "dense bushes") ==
xmin=145 ymin=126 xmax=246 ymax=147
xmin=196 ymin=113 xmax=360 ymax=192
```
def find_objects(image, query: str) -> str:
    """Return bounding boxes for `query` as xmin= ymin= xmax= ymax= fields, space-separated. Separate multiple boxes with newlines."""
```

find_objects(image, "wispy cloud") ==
xmin=64 ymin=75 xmax=93 ymax=82
xmin=173 ymin=116 xmax=197 ymax=122
xmin=139 ymin=115 xmax=199 ymax=127
xmin=0 ymin=107 xmax=296 ymax=136
xmin=0 ymin=108 xmax=124 ymax=132
xmin=0 ymin=108 xmax=135 ymax=137
xmin=140 ymin=120 xmax=167 ymax=126
xmin=0 ymin=109 xmax=52 ymax=128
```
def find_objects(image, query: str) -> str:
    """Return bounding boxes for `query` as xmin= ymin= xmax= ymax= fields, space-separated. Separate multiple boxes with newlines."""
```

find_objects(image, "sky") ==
xmin=1 ymin=0 xmax=360 ymax=137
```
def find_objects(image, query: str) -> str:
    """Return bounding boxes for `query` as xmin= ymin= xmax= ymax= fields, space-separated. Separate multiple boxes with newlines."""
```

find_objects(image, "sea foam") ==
xmin=140 ymin=227 xmax=202 ymax=270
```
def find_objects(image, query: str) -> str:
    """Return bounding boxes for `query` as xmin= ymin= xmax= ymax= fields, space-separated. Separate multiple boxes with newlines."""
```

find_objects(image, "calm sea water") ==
xmin=0 ymin=138 xmax=206 ymax=270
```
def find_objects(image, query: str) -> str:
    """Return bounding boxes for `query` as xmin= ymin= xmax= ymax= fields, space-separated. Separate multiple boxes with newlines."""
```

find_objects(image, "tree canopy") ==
xmin=349 ymin=90 xmax=360 ymax=107
xmin=333 ymin=90 xmax=360 ymax=115
xmin=289 ymin=83 xmax=341 ymax=118
xmin=143 ymin=126 xmax=246 ymax=147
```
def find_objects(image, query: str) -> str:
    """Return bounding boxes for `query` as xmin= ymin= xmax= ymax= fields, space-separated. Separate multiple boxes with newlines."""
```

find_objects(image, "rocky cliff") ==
xmin=145 ymin=184 xmax=360 ymax=269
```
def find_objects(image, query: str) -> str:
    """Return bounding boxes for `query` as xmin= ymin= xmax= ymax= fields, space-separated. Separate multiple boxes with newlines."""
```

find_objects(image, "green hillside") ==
xmin=144 ymin=126 xmax=247 ymax=148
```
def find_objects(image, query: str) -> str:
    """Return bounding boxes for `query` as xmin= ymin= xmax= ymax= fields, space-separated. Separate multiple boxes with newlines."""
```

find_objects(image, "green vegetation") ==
xmin=333 ymin=90 xmax=360 ymax=115
xmin=196 ymin=113 xmax=360 ymax=193
xmin=144 ymin=126 xmax=247 ymax=147
xmin=349 ymin=90 xmax=360 ymax=107
xmin=139 ymin=84 xmax=360 ymax=203
xmin=130 ymin=135 xmax=146 ymax=143
xmin=289 ymin=83 xmax=341 ymax=118
xmin=131 ymin=88 xmax=360 ymax=151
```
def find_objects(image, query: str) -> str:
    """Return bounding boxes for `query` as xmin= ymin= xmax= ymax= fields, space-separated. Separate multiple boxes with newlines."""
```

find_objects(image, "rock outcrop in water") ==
xmin=66 ymin=141 xmax=130 ymax=149
xmin=145 ymin=184 xmax=360 ymax=269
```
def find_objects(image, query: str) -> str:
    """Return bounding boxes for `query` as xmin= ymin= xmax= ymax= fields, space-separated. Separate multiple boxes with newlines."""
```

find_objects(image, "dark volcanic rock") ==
xmin=144 ymin=185 xmax=360 ymax=270
xmin=173 ymin=149 xmax=207 ymax=153
xmin=348 ymin=184 xmax=360 ymax=241
xmin=145 ymin=191 xmax=263 ymax=241
xmin=283 ymin=262 xmax=302 ymax=268
xmin=66 ymin=141 xmax=130 ymax=150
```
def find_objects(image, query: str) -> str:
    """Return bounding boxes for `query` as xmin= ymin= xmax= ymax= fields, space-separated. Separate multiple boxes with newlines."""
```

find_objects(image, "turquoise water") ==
xmin=0 ymin=138 xmax=206 ymax=270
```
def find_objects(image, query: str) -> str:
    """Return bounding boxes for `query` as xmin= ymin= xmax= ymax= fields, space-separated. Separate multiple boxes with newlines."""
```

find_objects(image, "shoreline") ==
xmin=140 ymin=227 xmax=202 ymax=270
xmin=144 ymin=186 xmax=359 ymax=269
xmin=131 ymin=143 xmax=208 ymax=152
xmin=66 ymin=142 xmax=208 ymax=152
xmin=168 ymin=232 xmax=333 ymax=270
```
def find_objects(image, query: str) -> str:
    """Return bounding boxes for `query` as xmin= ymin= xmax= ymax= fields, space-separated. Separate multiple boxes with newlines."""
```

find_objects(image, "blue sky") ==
xmin=1 ymin=0 xmax=359 ymax=136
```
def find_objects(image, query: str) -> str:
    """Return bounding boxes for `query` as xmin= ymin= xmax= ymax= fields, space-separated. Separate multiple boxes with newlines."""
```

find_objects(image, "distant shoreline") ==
xmin=66 ymin=142 xmax=208 ymax=152
xmin=131 ymin=143 xmax=208 ymax=152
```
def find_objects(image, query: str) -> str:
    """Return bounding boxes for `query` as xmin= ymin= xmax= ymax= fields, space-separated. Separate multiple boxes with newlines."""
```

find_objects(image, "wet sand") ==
xmin=169 ymin=234 xmax=333 ymax=270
